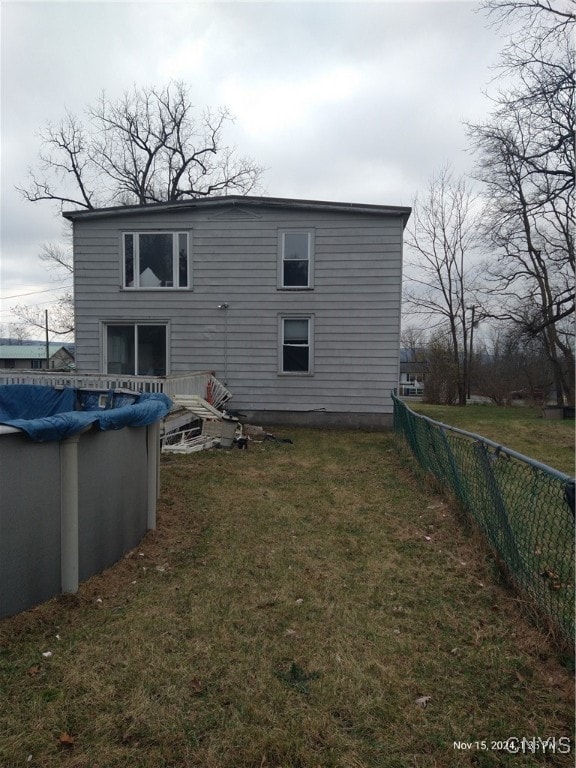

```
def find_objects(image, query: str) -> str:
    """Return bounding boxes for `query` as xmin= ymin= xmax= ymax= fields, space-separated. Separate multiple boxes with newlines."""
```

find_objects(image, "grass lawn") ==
xmin=406 ymin=403 xmax=575 ymax=477
xmin=0 ymin=429 xmax=574 ymax=767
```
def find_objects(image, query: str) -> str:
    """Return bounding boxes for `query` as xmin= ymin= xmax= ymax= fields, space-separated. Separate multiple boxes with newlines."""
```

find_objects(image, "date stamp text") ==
xmin=453 ymin=737 xmax=571 ymax=755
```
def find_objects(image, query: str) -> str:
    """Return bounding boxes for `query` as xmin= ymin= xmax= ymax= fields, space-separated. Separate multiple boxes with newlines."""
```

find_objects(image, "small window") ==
xmin=30 ymin=359 xmax=43 ymax=370
xmin=106 ymin=324 xmax=167 ymax=376
xmin=123 ymin=232 xmax=190 ymax=289
xmin=278 ymin=231 xmax=314 ymax=289
xmin=280 ymin=316 xmax=313 ymax=374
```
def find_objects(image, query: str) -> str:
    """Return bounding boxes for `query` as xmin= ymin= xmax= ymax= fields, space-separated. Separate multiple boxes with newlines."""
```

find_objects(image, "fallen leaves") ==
xmin=189 ymin=678 xmax=205 ymax=695
xmin=57 ymin=731 xmax=75 ymax=749
xmin=256 ymin=599 xmax=277 ymax=609
xmin=540 ymin=566 xmax=568 ymax=590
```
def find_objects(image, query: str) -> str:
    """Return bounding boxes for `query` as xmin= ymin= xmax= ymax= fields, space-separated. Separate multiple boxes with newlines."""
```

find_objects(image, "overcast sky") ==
xmin=0 ymin=0 xmax=506 ymax=335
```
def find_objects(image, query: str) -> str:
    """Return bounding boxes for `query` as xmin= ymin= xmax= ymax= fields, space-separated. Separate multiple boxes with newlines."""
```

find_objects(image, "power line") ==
xmin=0 ymin=297 xmax=71 ymax=315
xmin=0 ymin=285 xmax=73 ymax=300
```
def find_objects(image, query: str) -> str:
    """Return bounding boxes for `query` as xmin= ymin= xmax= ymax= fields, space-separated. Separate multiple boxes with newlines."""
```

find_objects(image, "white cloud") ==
xmin=159 ymin=38 xmax=210 ymax=79
xmin=221 ymin=65 xmax=364 ymax=137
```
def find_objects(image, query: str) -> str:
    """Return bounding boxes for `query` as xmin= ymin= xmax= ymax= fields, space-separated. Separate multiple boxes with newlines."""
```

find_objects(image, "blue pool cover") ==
xmin=0 ymin=385 xmax=172 ymax=442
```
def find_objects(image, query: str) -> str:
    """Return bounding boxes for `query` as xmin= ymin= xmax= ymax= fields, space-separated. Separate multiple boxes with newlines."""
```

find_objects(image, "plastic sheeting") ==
xmin=0 ymin=385 xmax=172 ymax=442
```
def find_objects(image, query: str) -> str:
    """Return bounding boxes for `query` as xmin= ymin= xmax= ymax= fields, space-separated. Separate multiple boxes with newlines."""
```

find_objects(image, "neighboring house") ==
xmin=63 ymin=195 xmax=411 ymax=428
xmin=0 ymin=343 xmax=74 ymax=371
xmin=399 ymin=361 xmax=427 ymax=397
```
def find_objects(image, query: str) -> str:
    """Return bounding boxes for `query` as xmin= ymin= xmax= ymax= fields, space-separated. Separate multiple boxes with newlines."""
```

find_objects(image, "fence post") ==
xmin=473 ymin=441 xmax=525 ymax=577
xmin=437 ymin=427 xmax=469 ymax=506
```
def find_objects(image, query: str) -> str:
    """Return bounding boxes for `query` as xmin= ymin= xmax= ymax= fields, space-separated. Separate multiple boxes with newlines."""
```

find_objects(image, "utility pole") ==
xmin=468 ymin=305 xmax=476 ymax=400
xmin=45 ymin=310 xmax=50 ymax=370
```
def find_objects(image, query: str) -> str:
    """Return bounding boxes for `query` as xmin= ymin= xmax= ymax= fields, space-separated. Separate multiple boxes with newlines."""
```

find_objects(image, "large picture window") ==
xmin=123 ymin=232 xmax=189 ymax=288
xmin=280 ymin=316 xmax=313 ymax=374
xmin=106 ymin=324 xmax=167 ymax=376
xmin=278 ymin=231 xmax=314 ymax=289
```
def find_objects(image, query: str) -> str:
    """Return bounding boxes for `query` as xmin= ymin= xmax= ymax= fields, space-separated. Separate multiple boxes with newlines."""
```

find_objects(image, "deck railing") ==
xmin=0 ymin=370 xmax=231 ymax=410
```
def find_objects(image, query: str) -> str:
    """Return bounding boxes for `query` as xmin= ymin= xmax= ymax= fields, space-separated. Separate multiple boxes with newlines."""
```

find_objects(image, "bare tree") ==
xmin=468 ymin=0 xmax=575 ymax=404
xmin=11 ymin=240 xmax=74 ymax=338
xmin=12 ymin=299 xmax=74 ymax=340
xmin=18 ymin=81 xmax=264 ymax=210
xmin=475 ymin=324 xmax=553 ymax=404
xmin=478 ymin=0 xmax=575 ymax=38
xmin=16 ymin=82 xmax=263 ymax=338
xmin=421 ymin=330 xmax=460 ymax=405
xmin=1 ymin=323 xmax=31 ymax=343
xmin=403 ymin=168 xmax=483 ymax=405
xmin=400 ymin=326 xmax=428 ymax=362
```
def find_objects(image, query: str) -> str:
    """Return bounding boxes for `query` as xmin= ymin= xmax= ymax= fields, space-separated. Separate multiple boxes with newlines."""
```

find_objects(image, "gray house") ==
xmin=64 ymin=195 xmax=410 ymax=428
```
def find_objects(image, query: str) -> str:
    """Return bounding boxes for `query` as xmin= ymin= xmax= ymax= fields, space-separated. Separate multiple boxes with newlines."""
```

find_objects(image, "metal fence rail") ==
xmin=392 ymin=394 xmax=575 ymax=645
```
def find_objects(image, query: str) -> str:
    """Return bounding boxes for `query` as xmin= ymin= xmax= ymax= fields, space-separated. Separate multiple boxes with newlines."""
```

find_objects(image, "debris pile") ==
xmin=161 ymin=395 xmax=292 ymax=454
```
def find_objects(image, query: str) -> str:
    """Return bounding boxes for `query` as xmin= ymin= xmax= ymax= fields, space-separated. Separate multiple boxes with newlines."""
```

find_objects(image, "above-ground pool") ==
xmin=0 ymin=385 xmax=172 ymax=618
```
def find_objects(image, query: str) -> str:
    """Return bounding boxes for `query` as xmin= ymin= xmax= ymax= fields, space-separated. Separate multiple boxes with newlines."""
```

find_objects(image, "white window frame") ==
xmin=104 ymin=322 xmax=169 ymax=376
xmin=122 ymin=231 xmax=191 ymax=289
xmin=277 ymin=230 xmax=315 ymax=290
xmin=278 ymin=314 xmax=314 ymax=376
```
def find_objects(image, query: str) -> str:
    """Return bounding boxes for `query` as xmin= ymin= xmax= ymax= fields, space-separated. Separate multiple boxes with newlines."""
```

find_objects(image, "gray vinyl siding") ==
xmin=72 ymin=203 xmax=404 ymax=415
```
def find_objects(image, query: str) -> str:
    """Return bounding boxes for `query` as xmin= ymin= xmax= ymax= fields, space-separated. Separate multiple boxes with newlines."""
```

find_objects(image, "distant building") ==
xmin=399 ymin=361 xmax=427 ymax=396
xmin=0 ymin=343 xmax=74 ymax=371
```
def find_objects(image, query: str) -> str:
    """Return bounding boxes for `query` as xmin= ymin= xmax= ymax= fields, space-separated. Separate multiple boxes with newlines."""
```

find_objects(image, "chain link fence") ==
xmin=392 ymin=394 xmax=575 ymax=645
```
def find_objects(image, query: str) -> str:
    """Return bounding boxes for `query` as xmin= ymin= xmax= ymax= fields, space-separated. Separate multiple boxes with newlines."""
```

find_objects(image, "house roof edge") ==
xmin=62 ymin=195 xmax=411 ymax=226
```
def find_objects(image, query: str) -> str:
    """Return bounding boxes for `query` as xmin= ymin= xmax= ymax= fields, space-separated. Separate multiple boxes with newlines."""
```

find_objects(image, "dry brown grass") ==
xmin=0 ymin=428 xmax=573 ymax=767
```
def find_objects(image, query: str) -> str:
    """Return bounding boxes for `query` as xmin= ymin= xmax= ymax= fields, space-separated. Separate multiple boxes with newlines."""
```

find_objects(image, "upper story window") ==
xmin=123 ymin=232 xmax=189 ymax=289
xmin=278 ymin=230 xmax=314 ymax=289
